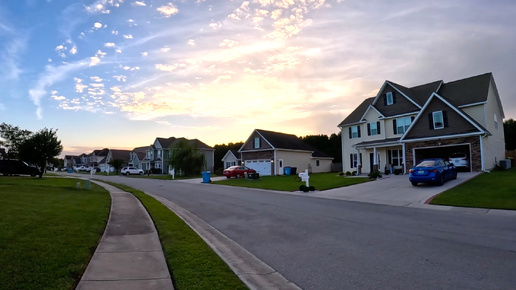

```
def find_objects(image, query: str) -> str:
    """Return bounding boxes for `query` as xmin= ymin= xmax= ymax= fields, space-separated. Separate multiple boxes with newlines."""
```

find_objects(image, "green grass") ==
xmin=0 ymin=176 xmax=110 ymax=289
xmin=213 ymin=172 xmax=371 ymax=191
xmin=102 ymin=182 xmax=248 ymax=290
xmin=431 ymin=168 xmax=516 ymax=210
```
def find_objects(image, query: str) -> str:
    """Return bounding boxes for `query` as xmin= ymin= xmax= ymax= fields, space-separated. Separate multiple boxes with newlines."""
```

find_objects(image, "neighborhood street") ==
xmin=89 ymin=174 xmax=516 ymax=289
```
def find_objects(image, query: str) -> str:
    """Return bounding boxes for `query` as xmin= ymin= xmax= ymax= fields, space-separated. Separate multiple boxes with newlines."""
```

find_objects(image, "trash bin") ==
xmin=290 ymin=167 xmax=297 ymax=175
xmin=85 ymin=179 xmax=90 ymax=190
xmin=68 ymin=168 xmax=72 ymax=173
xmin=284 ymin=166 xmax=291 ymax=175
xmin=201 ymin=171 xmax=211 ymax=183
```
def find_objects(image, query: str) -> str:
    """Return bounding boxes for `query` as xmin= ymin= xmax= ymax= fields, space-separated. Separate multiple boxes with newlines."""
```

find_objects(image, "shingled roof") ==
xmin=252 ymin=129 xmax=332 ymax=158
xmin=339 ymin=73 xmax=495 ymax=127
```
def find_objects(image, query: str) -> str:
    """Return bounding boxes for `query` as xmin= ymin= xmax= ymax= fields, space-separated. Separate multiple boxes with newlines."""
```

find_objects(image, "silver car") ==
xmin=449 ymin=152 xmax=469 ymax=170
xmin=121 ymin=166 xmax=144 ymax=175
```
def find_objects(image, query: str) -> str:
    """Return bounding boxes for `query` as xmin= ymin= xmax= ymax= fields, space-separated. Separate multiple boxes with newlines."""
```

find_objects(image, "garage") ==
xmin=413 ymin=144 xmax=471 ymax=171
xmin=245 ymin=160 xmax=272 ymax=176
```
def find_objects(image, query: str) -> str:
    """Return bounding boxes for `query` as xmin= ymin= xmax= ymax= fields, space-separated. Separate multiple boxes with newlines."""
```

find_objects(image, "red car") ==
xmin=223 ymin=166 xmax=256 ymax=178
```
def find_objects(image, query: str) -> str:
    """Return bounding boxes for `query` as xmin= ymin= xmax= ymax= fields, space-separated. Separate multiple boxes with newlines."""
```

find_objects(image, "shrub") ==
xmin=338 ymin=171 xmax=344 ymax=176
xmin=299 ymin=185 xmax=307 ymax=192
xmin=345 ymin=171 xmax=351 ymax=176
xmin=352 ymin=170 xmax=357 ymax=176
xmin=151 ymin=168 xmax=162 ymax=174
xmin=309 ymin=185 xmax=315 ymax=191
xmin=368 ymin=170 xmax=382 ymax=179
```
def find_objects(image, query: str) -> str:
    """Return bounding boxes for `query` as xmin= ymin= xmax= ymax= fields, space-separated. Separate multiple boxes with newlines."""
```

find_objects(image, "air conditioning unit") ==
xmin=499 ymin=159 xmax=511 ymax=169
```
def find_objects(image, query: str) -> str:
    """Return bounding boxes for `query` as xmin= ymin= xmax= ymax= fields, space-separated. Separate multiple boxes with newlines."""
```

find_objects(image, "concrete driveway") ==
xmin=282 ymin=171 xmax=482 ymax=208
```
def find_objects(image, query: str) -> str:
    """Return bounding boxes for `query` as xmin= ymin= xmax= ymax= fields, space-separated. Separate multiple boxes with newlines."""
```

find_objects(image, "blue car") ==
xmin=409 ymin=158 xmax=457 ymax=186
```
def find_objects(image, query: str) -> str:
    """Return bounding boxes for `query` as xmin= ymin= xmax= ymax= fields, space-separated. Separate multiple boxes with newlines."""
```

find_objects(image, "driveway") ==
xmin=180 ymin=172 xmax=483 ymax=209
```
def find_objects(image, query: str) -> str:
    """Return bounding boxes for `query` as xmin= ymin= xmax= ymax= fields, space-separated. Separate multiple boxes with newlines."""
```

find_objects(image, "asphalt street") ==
xmin=88 ymin=174 xmax=516 ymax=290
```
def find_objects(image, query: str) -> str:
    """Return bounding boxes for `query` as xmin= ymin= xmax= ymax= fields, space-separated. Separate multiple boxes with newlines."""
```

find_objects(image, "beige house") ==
xmin=338 ymin=72 xmax=506 ymax=174
xmin=239 ymin=129 xmax=334 ymax=176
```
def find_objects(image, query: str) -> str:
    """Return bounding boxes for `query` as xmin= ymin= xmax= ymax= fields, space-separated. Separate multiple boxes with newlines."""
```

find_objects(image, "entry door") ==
xmin=278 ymin=159 xmax=283 ymax=175
xmin=369 ymin=153 xmax=374 ymax=173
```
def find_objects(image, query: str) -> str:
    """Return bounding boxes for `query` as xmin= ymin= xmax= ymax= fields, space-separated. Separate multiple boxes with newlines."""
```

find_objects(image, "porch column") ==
xmin=356 ymin=148 xmax=362 ymax=174
xmin=373 ymin=147 xmax=378 ymax=171
xmin=402 ymin=143 xmax=407 ymax=174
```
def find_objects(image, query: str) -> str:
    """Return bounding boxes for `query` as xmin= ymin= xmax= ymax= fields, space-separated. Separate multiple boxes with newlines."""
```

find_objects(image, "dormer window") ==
xmin=386 ymin=92 xmax=394 ymax=105
xmin=253 ymin=137 xmax=260 ymax=148
xmin=433 ymin=111 xmax=444 ymax=129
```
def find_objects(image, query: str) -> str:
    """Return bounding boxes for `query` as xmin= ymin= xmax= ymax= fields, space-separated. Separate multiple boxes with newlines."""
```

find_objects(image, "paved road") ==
xmin=84 ymin=174 xmax=516 ymax=289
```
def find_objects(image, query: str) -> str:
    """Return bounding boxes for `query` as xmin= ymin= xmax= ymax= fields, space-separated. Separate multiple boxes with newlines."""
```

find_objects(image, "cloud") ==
xmin=134 ymin=1 xmax=146 ymax=7
xmin=29 ymin=60 xmax=90 ymax=118
xmin=93 ymin=22 xmax=103 ymax=29
xmin=104 ymin=42 xmax=116 ymax=48
xmin=157 ymin=3 xmax=179 ymax=17
xmin=123 ymin=34 xmax=133 ymax=39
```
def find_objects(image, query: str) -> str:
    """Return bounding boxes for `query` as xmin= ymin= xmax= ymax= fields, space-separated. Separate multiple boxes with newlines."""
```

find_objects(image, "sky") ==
xmin=1 ymin=0 xmax=515 ymax=157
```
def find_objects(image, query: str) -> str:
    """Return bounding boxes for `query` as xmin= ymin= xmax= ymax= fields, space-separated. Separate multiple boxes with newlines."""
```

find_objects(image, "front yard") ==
xmin=212 ymin=172 xmax=371 ymax=191
xmin=431 ymin=167 xmax=516 ymax=210
xmin=0 ymin=177 xmax=110 ymax=289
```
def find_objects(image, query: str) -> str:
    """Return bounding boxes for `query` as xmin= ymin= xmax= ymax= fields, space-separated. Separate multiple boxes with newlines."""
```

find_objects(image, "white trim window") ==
xmin=349 ymin=125 xmax=361 ymax=139
xmin=386 ymin=92 xmax=394 ymax=105
xmin=433 ymin=111 xmax=444 ymax=129
xmin=394 ymin=117 xmax=412 ymax=134
xmin=367 ymin=122 xmax=381 ymax=136
xmin=253 ymin=137 xmax=260 ymax=148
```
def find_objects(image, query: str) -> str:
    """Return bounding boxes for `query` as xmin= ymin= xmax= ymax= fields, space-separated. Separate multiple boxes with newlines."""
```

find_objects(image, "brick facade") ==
xmin=405 ymin=136 xmax=481 ymax=171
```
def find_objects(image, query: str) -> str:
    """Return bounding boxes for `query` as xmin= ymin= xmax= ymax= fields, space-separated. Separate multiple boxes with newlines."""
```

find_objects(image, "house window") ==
xmin=428 ymin=111 xmax=448 ymax=130
xmin=389 ymin=149 xmax=403 ymax=166
xmin=494 ymin=114 xmax=498 ymax=129
xmin=349 ymin=153 xmax=362 ymax=168
xmin=433 ymin=111 xmax=444 ymax=129
xmin=349 ymin=125 xmax=361 ymax=139
xmin=368 ymin=122 xmax=381 ymax=136
xmin=253 ymin=137 xmax=260 ymax=148
xmin=316 ymin=160 xmax=320 ymax=167
xmin=393 ymin=117 xmax=412 ymax=134
xmin=386 ymin=92 xmax=393 ymax=105
xmin=157 ymin=150 xmax=162 ymax=158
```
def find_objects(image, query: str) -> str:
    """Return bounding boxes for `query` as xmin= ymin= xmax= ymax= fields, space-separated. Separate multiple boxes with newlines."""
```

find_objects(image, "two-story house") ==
xmin=141 ymin=137 xmax=215 ymax=174
xmin=338 ymin=72 xmax=505 ymax=174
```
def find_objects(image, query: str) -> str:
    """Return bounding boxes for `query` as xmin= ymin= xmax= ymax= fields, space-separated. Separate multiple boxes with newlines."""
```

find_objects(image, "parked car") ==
xmin=0 ymin=160 xmax=40 ymax=177
xmin=449 ymin=152 xmax=469 ymax=171
xmin=223 ymin=166 xmax=256 ymax=178
xmin=409 ymin=158 xmax=457 ymax=186
xmin=121 ymin=166 xmax=144 ymax=175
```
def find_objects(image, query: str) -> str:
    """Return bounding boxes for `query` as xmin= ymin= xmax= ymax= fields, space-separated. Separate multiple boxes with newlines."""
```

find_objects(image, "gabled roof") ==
xmin=221 ymin=150 xmax=241 ymax=161
xmin=241 ymin=129 xmax=332 ymax=158
xmin=110 ymin=149 xmax=131 ymax=162
xmin=155 ymin=137 xmax=213 ymax=150
xmin=400 ymin=92 xmax=488 ymax=141
xmin=338 ymin=97 xmax=374 ymax=127
xmin=339 ymin=73 xmax=496 ymax=127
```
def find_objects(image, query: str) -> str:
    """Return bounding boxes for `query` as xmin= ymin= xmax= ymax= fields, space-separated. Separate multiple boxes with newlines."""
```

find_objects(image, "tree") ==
xmin=18 ymin=128 xmax=63 ymax=178
xmin=213 ymin=142 xmax=244 ymax=171
xmin=168 ymin=140 xmax=206 ymax=176
xmin=109 ymin=158 xmax=125 ymax=174
xmin=504 ymin=118 xmax=516 ymax=150
xmin=0 ymin=122 xmax=33 ymax=160
xmin=300 ymin=133 xmax=342 ymax=163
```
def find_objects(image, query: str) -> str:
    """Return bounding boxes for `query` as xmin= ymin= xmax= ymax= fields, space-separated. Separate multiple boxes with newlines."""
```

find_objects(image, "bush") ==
xmin=309 ymin=185 xmax=315 ymax=191
xmin=299 ymin=185 xmax=309 ymax=192
xmin=345 ymin=171 xmax=351 ymax=176
xmin=368 ymin=170 xmax=382 ymax=179
xmin=352 ymin=171 xmax=357 ymax=176
xmin=151 ymin=168 xmax=162 ymax=174
xmin=214 ymin=167 xmax=223 ymax=176
xmin=338 ymin=171 xmax=344 ymax=176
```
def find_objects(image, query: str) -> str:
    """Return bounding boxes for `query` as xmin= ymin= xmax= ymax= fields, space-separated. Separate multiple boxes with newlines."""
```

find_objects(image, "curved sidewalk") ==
xmin=76 ymin=181 xmax=173 ymax=290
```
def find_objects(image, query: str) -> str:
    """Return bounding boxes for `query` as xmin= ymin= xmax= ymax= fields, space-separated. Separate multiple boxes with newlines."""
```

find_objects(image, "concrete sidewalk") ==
xmin=76 ymin=181 xmax=173 ymax=290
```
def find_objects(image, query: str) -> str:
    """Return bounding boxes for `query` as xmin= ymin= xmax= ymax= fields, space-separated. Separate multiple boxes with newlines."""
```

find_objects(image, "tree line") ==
xmin=0 ymin=123 xmax=63 ymax=178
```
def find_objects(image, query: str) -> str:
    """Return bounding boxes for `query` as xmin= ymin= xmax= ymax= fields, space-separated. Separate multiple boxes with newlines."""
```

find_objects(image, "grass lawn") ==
xmin=212 ymin=172 xmax=371 ymax=191
xmin=102 ymin=182 xmax=248 ymax=290
xmin=0 ymin=176 xmax=110 ymax=289
xmin=431 ymin=168 xmax=516 ymax=210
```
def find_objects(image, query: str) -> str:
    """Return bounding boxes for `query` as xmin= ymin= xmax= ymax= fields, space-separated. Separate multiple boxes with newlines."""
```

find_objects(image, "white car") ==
xmin=449 ymin=152 xmax=469 ymax=170
xmin=121 ymin=166 xmax=144 ymax=175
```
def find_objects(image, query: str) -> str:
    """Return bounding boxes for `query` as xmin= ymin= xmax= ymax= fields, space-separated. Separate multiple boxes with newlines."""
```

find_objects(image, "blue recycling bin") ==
xmin=284 ymin=166 xmax=291 ymax=175
xmin=201 ymin=171 xmax=211 ymax=183
xmin=68 ymin=168 xmax=73 ymax=173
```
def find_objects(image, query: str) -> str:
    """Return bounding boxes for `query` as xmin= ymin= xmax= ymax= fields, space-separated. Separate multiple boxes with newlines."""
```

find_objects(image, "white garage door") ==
xmin=246 ymin=160 xmax=272 ymax=176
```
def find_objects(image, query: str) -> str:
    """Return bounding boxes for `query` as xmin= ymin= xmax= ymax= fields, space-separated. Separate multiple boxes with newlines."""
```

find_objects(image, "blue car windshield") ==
xmin=416 ymin=160 xmax=436 ymax=167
